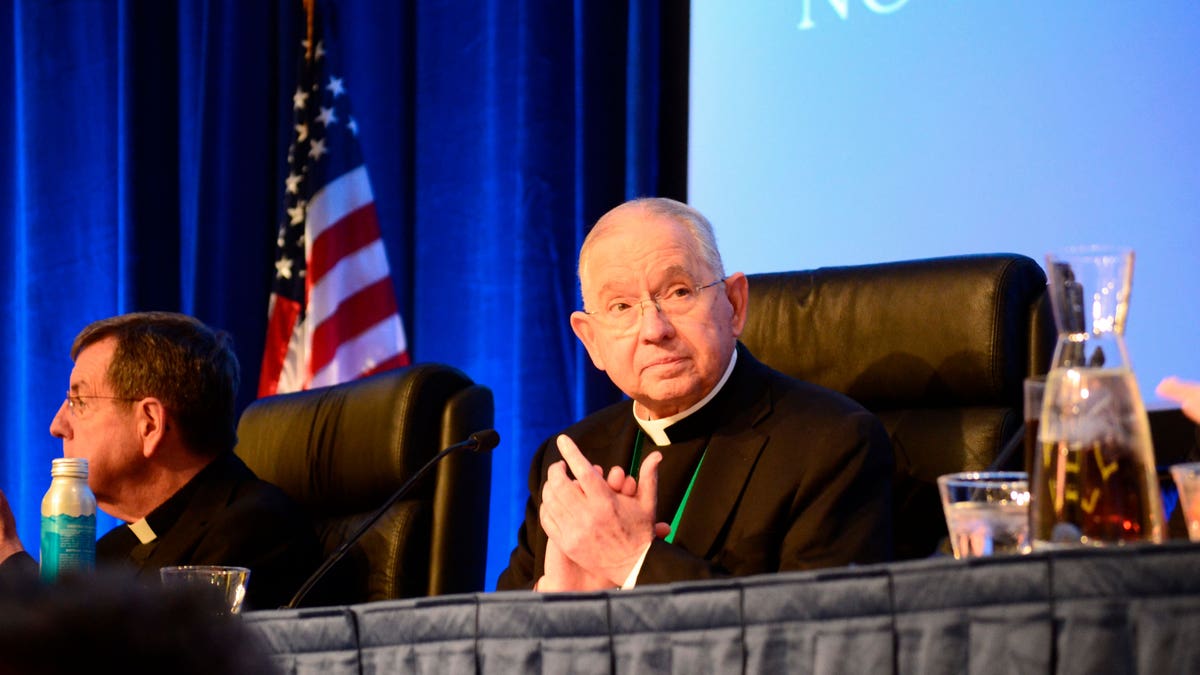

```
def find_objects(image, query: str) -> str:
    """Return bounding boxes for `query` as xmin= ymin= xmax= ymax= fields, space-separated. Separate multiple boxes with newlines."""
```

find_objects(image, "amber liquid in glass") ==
xmin=1033 ymin=368 xmax=1164 ymax=546
xmin=1032 ymin=439 xmax=1161 ymax=543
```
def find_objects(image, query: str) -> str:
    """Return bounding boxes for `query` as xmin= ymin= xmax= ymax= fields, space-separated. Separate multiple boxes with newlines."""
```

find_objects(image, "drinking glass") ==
xmin=160 ymin=565 xmax=250 ymax=615
xmin=938 ymin=471 xmax=1031 ymax=559
xmin=1170 ymin=463 xmax=1200 ymax=542
xmin=1023 ymin=377 xmax=1045 ymax=475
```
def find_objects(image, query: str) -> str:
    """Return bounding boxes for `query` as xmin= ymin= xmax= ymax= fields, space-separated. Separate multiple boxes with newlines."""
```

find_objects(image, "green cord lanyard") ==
xmin=630 ymin=429 xmax=707 ymax=544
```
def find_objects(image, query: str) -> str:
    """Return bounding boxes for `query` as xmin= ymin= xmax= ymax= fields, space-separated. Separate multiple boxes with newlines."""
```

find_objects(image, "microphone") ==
xmin=984 ymin=422 xmax=1026 ymax=472
xmin=284 ymin=428 xmax=500 ymax=609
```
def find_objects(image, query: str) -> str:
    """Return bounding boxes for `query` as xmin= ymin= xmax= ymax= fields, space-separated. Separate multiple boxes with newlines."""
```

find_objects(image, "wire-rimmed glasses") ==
xmin=65 ymin=393 xmax=139 ymax=418
xmin=583 ymin=277 xmax=727 ymax=333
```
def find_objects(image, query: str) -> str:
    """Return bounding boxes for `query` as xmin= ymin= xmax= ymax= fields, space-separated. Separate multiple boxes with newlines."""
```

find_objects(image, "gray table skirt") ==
xmin=244 ymin=542 xmax=1200 ymax=675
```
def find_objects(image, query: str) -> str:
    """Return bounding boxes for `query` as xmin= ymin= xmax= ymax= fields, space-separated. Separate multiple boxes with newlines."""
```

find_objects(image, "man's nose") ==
xmin=49 ymin=401 xmax=71 ymax=440
xmin=637 ymin=298 xmax=676 ymax=340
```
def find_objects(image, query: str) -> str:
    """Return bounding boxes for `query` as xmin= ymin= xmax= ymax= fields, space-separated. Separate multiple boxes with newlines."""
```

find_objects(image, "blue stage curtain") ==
xmin=0 ymin=0 xmax=683 ymax=590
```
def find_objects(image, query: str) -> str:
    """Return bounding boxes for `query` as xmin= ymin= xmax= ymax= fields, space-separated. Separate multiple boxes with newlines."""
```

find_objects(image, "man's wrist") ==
xmin=536 ymin=572 xmax=619 ymax=593
xmin=618 ymin=541 xmax=653 ymax=590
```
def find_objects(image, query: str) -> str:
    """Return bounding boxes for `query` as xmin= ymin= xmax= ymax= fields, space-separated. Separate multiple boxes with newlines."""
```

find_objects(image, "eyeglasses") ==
xmin=65 ymin=393 xmax=139 ymax=418
xmin=584 ymin=278 xmax=727 ymax=332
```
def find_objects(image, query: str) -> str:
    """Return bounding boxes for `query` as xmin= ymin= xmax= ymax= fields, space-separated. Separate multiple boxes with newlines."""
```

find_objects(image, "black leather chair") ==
xmin=234 ymin=363 xmax=493 ymax=604
xmin=740 ymin=253 xmax=1054 ymax=560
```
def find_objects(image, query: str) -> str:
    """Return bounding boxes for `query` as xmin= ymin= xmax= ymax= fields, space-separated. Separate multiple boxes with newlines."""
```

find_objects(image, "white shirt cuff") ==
xmin=620 ymin=542 xmax=652 ymax=590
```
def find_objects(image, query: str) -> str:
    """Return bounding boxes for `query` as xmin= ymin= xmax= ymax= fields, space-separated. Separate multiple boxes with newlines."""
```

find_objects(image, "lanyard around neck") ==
xmin=630 ymin=429 xmax=707 ymax=544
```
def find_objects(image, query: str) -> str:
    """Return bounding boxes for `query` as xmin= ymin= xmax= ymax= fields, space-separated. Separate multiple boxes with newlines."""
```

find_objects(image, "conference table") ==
xmin=243 ymin=541 xmax=1200 ymax=674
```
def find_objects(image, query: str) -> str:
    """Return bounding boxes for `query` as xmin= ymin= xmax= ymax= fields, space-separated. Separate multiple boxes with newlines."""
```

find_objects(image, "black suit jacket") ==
xmin=1 ymin=453 xmax=320 ymax=610
xmin=100 ymin=452 xmax=321 ymax=610
xmin=496 ymin=344 xmax=894 ymax=590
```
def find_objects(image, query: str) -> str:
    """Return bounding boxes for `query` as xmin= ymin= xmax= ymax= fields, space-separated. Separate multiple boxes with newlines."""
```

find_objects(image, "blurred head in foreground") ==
xmin=0 ymin=570 xmax=277 ymax=675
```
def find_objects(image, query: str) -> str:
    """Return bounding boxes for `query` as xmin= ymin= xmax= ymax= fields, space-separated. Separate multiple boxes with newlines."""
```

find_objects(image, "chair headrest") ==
xmin=234 ymin=364 xmax=475 ymax=512
xmin=740 ymin=253 xmax=1048 ymax=409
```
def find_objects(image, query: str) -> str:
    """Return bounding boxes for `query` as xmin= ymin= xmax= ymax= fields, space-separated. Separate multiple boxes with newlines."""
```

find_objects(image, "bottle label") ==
xmin=40 ymin=513 xmax=97 ymax=582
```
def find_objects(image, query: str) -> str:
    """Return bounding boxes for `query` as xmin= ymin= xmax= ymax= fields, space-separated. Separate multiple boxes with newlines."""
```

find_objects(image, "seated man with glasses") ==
xmin=497 ymin=197 xmax=894 ymax=592
xmin=0 ymin=312 xmax=320 ymax=609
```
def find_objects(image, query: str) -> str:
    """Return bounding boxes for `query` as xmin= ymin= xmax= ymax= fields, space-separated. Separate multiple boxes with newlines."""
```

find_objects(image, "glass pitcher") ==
xmin=1032 ymin=246 xmax=1164 ymax=547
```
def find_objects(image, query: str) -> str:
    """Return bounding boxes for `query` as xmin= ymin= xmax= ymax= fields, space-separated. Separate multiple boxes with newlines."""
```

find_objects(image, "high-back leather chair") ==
xmin=740 ymin=253 xmax=1054 ymax=560
xmin=234 ymin=363 xmax=493 ymax=604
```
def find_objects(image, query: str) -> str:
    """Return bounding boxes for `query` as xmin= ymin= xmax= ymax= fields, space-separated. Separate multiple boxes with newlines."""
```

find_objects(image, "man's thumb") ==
xmin=637 ymin=450 xmax=663 ymax=511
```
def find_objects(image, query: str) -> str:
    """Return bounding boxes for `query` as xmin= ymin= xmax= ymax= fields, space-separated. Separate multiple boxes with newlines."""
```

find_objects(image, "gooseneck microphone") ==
xmin=284 ymin=429 xmax=500 ymax=609
xmin=984 ymin=422 xmax=1026 ymax=473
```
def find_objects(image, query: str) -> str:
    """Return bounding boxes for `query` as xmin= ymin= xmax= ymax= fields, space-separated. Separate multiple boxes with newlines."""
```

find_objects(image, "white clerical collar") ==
xmin=634 ymin=348 xmax=738 ymax=446
xmin=128 ymin=518 xmax=157 ymax=545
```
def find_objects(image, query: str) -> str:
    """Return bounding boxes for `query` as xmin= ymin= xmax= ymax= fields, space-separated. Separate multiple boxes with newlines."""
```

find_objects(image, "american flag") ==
xmin=258 ymin=2 xmax=409 ymax=397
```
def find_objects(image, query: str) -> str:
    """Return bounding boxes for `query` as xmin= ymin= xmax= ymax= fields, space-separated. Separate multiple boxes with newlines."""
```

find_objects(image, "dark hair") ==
xmin=0 ymin=570 xmax=277 ymax=675
xmin=72 ymin=312 xmax=240 ymax=456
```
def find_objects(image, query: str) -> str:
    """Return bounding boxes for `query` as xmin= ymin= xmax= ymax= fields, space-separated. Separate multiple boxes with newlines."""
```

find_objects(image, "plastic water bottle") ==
xmin=40 ymin=457 xmax=97 ymax=581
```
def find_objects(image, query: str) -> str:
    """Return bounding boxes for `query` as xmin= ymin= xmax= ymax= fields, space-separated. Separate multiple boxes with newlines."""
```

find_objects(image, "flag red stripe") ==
xmin=360 ymin=351 xmax=411 ymax=379
xmin=258 ymin=295 xmax=303 ymax=397
xmin=308 ymin=278 xmax=399 ymax=376
xmin=308 ymin=202 xmax=382 ymax=284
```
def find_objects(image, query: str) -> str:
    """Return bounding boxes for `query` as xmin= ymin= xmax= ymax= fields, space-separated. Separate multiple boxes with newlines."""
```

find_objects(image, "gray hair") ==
xmin=578 ymin=198 xmax=726 ymax=289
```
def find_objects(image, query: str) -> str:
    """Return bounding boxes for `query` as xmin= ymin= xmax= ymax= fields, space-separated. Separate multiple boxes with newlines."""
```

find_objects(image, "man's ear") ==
xmin=135 ymin=398 xmax=169 ymax=458
xmin=724 ymin=272 xmax=750 ymax=338
xmin=569 ymin=311 xmax=607 ymax=372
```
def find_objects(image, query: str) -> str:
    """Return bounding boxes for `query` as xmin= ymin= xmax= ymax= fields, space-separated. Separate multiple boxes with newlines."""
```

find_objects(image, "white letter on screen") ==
xmin=864 ymin=0 xmax=910 ymax=15
xmin=798 ymin=0 xmax=850 ymax=31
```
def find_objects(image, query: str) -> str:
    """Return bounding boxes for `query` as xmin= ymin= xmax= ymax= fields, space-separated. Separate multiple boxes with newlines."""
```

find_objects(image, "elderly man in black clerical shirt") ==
xmin=496 ymin=198 xmax=894 ymax=592
xmin=0 ymin=312 xmax=319 ymax=610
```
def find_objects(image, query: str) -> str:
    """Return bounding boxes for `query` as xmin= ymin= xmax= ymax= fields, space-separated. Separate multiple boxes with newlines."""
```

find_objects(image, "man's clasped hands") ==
xmin=535 ymin=435 xmax=671 ymax=591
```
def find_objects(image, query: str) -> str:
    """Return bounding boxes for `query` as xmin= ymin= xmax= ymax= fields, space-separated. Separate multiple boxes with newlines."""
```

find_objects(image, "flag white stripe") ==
xmin=305 ymin=166 xmax=374 ymax=259
xmin=307 ymin=239 xmax=390 ymax=326
xmin=310 ymin=314 xmax=406 ymax=388
xmin=276 ymin=314 xmax=311 ymax=393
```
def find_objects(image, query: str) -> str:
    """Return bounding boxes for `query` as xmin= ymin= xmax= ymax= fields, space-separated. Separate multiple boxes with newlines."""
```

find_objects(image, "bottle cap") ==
xmin=50 ymin=457 xmax=89 ymax=479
